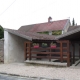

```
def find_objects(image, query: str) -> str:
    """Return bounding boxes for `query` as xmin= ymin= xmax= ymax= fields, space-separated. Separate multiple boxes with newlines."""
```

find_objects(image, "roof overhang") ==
xmin=4 ymin=28 xmax=32 ymax=41
xmin=56 ymin=27 xmax=80 ymax=40
xmin=4 ymin=28 xmax=56 ymax=41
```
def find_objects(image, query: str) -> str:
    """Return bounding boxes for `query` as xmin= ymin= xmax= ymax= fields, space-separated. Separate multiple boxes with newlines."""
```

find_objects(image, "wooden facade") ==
xmin=24 ymin=40 xmax=71 ymax=67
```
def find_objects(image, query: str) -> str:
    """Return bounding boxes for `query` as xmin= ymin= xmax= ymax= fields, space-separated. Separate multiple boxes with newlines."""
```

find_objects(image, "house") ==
xmin=4 ymin=17 xmax=80 ymax=66
xmin=19 ymin=17 xmax=71 ymax=35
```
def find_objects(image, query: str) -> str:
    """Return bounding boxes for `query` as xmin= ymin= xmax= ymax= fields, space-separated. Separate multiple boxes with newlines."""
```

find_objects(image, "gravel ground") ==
xmin=0 ymin=63 xmax=79 ymax=80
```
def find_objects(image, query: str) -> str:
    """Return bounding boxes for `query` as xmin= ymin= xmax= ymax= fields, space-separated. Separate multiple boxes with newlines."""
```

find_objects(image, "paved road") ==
xmin=0 ymin=74 xmax=62 ymax=80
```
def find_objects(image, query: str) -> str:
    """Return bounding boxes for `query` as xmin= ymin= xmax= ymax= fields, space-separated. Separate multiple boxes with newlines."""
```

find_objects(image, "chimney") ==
xmin=48 ymin=16 xmax=52 ymax=22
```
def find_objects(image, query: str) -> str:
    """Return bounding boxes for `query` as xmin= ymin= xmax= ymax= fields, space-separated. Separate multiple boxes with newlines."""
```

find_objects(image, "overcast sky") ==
xmin=0 ymin=0 xmax=80 ymax=29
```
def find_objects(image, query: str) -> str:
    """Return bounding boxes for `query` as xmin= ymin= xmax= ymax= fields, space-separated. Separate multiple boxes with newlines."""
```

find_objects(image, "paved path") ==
xmin=0 ymin=74 xmax=62 ymax=80
xmin=76 ymin=62 xmax=80 ymax=66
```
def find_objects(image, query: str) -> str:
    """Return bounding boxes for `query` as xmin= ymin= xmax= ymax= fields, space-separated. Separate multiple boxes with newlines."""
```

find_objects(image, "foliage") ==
xmin=72 ymin=18 xmax=75 ymax=26
xmin=38 ymin=30 xmax=62 ymax=35
xmin=50 ymin=42 xmax=56 ymax=46
xmin=33 ymin=43 xmax=39 ymax=46
xmin=0 ymin=25 xmax=4 ymax=39
xmin=52 ymin=30 xmax=62 ymax=35
xmin=42 ymin=43 xmax=48 ymax=47
xmin=37 ymin=31 xmax=49 ymax=34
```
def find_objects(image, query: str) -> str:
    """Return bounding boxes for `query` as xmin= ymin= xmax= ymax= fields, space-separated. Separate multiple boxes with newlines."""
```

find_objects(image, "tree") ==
xmin=0 ymin=25 xmax=4 ymax=39
xmin=72 ymin=18 xmax=75 ymax=26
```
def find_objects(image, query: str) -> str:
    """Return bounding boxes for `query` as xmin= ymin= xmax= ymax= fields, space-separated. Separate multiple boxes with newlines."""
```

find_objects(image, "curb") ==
xmin=0 ymin=72 xmax=54 ymax=80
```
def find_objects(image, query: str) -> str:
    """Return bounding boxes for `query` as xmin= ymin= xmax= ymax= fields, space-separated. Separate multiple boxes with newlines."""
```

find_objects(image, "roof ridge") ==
xmin=20 ymin=19 xmax=69 ymax=27
xmin=18 ymin=18 xmax=69 ymax=32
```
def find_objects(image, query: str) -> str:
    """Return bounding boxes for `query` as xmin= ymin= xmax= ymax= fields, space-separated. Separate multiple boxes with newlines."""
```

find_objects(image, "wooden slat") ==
xmin=29 ymin=56 xmax=68 ymax=60
xmin=31 ymin=52 xmax=61 ymax=54
xmin=31 ymin=56 xmax=50 ymax=59
xmin=28 ymin=43 xmax=31 ymax=60
xmin=63 ymin=47 xmax=68 ymax=49
xmin=30 ymin=56 xmax=61 ymax=59
xmin=31 ymin=47 xmax=60 ymax=49
xmin=27 ymin=56 xmax=54 ymax=59
xmin=32 ymin=47 xmax=67 ymax=49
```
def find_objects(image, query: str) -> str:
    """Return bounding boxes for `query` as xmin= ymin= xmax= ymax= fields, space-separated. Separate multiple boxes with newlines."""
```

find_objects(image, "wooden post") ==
xmin=24 ymin=41 xmax=32 ymax=60
xmin=60 ymin=42 xmax=63 ymax=62
xmin=49 ymin=48 xmax=51 ymax=61
xmin=28 ymin=42 xmax=31 ymax=60
xmin=67 ymin=41 xmax=70 ymax=66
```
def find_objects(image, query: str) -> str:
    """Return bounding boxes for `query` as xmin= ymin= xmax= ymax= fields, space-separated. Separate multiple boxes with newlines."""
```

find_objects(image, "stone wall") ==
xmin=0 ymin=39 xmax=4 ymax=62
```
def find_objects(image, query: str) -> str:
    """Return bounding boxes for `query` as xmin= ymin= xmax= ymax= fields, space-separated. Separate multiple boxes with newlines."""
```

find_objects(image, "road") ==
xmin=0 ymin=73 xmax=61 ymax=80
xmin=0 ymin=74 xmax=39 ymax=80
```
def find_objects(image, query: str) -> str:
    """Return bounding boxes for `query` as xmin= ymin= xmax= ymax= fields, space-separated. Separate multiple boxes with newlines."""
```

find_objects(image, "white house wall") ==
xmin=63 ymin=20 xmax=71 ymax=33
xmin=4 ymin=31 xmax=27 ymax=63
xmin=4 ymin=31 xmax=9 ymax=63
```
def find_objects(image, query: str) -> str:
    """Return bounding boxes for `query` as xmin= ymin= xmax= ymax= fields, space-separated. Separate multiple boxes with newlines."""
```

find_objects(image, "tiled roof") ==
xmin=68 ymin=25 xmax=80 ymax=31
xmin=56 ymin=26 xmax=80 ymax=40
xmin=18 ymin=19 xmax=69 ymax=32
xmin=18 ymin=25 xmax=33 ymax=32
xmin=6 ymin=29 xmax=56 ymax=40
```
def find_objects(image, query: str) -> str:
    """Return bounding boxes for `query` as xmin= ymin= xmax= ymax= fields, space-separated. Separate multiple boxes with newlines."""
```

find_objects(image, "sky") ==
xmin=0 ymin=0 xmax=80 ymax=30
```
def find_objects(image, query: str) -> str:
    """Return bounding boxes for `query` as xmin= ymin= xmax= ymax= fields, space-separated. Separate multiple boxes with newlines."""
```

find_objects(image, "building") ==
xmin=4 ymin=17 xmax=80 ymax=66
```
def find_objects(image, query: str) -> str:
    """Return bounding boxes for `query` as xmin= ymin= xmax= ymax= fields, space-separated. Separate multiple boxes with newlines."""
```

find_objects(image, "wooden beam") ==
xmin=67 ymin=41 xmax=70 ymax=67
xmin=28 ymin=42 xmax=31 ymax=60
xmin=24 ymin=41 xmax=32 ymax=60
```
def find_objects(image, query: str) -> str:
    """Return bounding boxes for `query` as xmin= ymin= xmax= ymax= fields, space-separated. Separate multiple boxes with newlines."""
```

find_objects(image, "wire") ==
xmin=7 ymin=0 xmax=55 ymax=21
xmin=0 ymin=0 xmax=55 ymax=23
xmin=29 ymin=2 xmax=54 ymax=14
xmin=0 ymin=0 xmax=16 ymax=16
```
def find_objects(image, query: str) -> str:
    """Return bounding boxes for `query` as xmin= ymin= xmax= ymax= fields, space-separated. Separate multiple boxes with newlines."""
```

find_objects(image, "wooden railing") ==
xmin=24 ymin=40 xmax=70 ymax=66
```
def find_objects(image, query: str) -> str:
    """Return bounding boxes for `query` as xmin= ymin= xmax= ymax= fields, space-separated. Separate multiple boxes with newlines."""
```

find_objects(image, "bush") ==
xmin=0 ymin=25 xmax=4 ymax=39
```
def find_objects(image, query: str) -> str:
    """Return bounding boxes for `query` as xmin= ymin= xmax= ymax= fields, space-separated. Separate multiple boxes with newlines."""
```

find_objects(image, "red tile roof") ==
xmin=18 ymin=19 xmax=69 ymax=32
xmin=5 ymin=19 xmax=69 ymax=41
